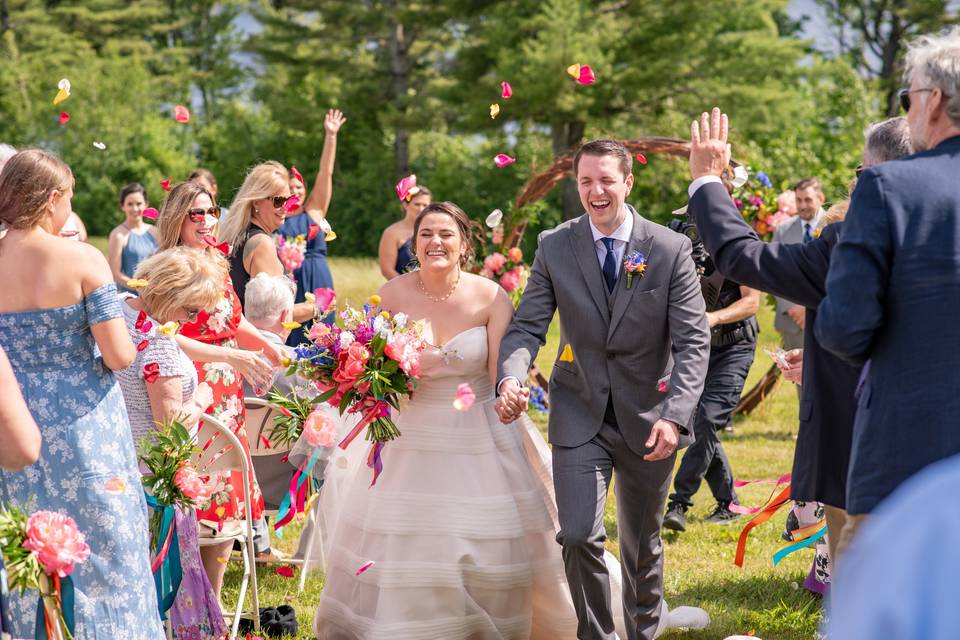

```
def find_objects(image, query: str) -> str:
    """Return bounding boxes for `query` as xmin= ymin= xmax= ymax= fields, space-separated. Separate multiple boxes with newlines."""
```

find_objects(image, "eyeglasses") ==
xmin=184 ymin=307 xmax=201 ymax=322
xmin=187 ymin=207 xmax=221 ymax=223
xmin=271 ymin=195 xmax=294 ymax=209
xmin=898 ymin=87 xmax=935 ymax=112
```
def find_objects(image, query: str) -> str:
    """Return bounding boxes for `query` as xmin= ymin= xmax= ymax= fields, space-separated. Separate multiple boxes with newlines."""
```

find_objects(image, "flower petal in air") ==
xmin=283 ymin=195 xmax=301 ymax=213
xmin=304 ymin=292 xmax=316 ymax=304
xmin=274 ymin=565 xmax=295 ymax=578
xmin=127 ymin=279 xmax=149 ymax=289
xmin=490 ymin=103 xmax=500 ymax=119
xmin=290 ymin=166 xmax=304 ymax=184
xmin=173 ymin=105 xmax=190 ymax=123
xmin=307 ymin=224 xmax=320 ymax=242
xmin=313 ymin=287 xmax=336 ymax=314
xmin=92 ymin=141 xmax=106 ymax=150
xmin=158 ymin=322 xmax=180 ymax=337
xmin=395 ymin=174 xmax=420 ymax=202
xmin=355 ymin=560 xmax=375 ymax=576
xmin=53 ymin=78 xmax=71 ymax=105
xmin=635 ymin=153 xmax=647 ymax=165
xmin=142 ymin=207 xmax=159 ymax=221
xmin=160 ymin=178 xmax=172 ymax=192
xmin=500 ymin=81 xmax=512 ymax=99
xmin=566 ymin=64 xmax=581 ymax=79
xmin=486 ymin=209 xmax=503 ymax=228
xmin=576 ymin=65 xmax=596 ymax=85
xmin=324 ymin=230 xmax=337 ymax=241
xmin=281 ymin=321 xmax=302 ymax=331
xmin=453 ymin=383 xmax=476 ymax=411
xmin=494 ymin=154 xmax=516 ymax=168
xmin=58 ymin=112 xmax=70 ymax=125
xmin=731 ymin=165 xmax=749 ymax=189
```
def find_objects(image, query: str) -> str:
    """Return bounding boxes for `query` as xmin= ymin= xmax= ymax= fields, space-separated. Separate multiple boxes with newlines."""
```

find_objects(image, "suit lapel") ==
xmin=608 ymin=212 xmax=653 ymax=338
xmin=570 ymin=217 xmax=611 ymax=323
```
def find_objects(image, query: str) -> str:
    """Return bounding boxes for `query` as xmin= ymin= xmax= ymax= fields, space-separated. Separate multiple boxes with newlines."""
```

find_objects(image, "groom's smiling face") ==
xmin=576 ymin=154 xmax=634 ymax=235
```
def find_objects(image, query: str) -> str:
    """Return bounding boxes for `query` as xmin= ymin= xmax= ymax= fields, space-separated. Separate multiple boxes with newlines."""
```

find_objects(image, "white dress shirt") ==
xmin=589 ymin=211 xmax=634 ymax=278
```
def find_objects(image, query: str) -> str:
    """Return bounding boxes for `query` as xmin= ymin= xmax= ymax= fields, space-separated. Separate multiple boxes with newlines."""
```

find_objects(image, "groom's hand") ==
xmin=644 ymin=419 xmax=680 ymax=461
xmin=495 ymin=379 xmax=529 ymax=424
xmin=689 ymin=107 xmax=730 ymax=180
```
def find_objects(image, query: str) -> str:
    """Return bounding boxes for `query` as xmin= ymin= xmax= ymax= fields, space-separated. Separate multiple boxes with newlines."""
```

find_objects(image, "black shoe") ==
xmin=704 ymin=502 xmax=740 ymax=524
xmin=782 ymin=509 xmax=799 ymax=541
xmin=662 ymin=503 xmax=687 ymax=532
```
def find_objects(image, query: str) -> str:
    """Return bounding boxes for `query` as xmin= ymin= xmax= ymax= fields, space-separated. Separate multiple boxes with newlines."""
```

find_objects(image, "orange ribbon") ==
xmin=734 ymin=483 xmax=792 ymax=567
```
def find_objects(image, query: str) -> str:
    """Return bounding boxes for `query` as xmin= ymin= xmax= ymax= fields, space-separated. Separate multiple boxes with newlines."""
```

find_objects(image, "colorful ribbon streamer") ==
xmin=145 ymin=494 xmax=183 ymax=619
xmin=733 ymin=472 xmax=792 ymax=488
xmin=367 ymin=441 xmax=385 ymax=487
xmin=733 ymin=483 xmax=792 ymax=567
xmin=274 ymin=446 xmax=323 ymax=538
xmin=34 ymin=574 xmax=75 ymax=640
xmin=773 ymin=525 xmax=828 ymax=566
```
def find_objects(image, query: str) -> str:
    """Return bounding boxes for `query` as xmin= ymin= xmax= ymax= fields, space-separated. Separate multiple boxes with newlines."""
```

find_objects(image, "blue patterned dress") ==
xmin=276 ymin=212 xmax=334 ymax=346
xmin=0 ymin=284 xmax=163 ymax=639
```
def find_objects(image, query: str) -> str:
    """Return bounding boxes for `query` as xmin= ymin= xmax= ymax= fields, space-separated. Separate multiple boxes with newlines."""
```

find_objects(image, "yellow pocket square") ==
xmin=559 ymin=344 xmax=574 ymax=362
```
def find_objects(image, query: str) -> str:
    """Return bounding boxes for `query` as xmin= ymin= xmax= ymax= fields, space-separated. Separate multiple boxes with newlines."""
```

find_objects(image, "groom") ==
xmin=496 ymin=139 xmax=710 ymax=639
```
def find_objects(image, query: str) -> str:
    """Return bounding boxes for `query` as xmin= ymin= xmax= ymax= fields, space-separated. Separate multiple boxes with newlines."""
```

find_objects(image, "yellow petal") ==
xmin=280 ymin=355 xmax=293 ymax=367
xmin=559 ymin=344 xmax=574 ymax=362
xmin=281 ymin=321 xmax=302 ymax=331
xmin=324 ymin=231 xmax=337 ymax=241
xmin=566 ymin=64 xmax=581 ymax=79
xmin=158 ymin=321 xmax=180 ymax=336
xmin=217 ymin=556 xmax=227 ymax=564
xmin=304 ymin=292 xmax=316 ymax=304
xmin=490 ymin=103 xmax=500 ymax=119
xmin=215 ymin=506 xmax=226 ymax=518
xmin=53 ymin=87 xmax=70 ymax=105
xmin=369 ymin=295 xmax=381 ymax=305
xmin=126 ymin=278 xmax=148 ymax=288
xmin=380 ymin=311 xmax=390 ymax=319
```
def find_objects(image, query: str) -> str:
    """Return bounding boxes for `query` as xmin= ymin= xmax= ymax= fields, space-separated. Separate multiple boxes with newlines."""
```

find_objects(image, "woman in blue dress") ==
xmin=377 ymin=176 xmax=432 ymax=280
xmin=0 ymin=150 xmax=163 ymax=639
xmin=107 ymin=183 xmax=159 ymax=293
xmin=276 ymin=109 xmax=346 ymax=346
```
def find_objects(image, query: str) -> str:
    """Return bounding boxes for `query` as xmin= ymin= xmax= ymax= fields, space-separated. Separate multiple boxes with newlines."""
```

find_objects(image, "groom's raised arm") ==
xmin=497 ymin=231 xmax=558 ymax=385
xmin=661 ymin=237 xmax=710 ymax=429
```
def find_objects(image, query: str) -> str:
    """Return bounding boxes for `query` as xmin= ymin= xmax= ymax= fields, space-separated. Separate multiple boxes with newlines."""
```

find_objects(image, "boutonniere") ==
xmin=623 ymin=251 xmax=647 ymax=289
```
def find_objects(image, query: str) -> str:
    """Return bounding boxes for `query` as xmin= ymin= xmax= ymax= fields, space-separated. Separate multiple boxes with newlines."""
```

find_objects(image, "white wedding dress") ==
xmin=311 ymin=326 xmax=706 ymax=639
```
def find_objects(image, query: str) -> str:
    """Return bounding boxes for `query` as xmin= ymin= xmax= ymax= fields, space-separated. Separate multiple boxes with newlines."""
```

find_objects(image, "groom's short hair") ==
xmin=573 ymin=139 xmax=632 ymax=179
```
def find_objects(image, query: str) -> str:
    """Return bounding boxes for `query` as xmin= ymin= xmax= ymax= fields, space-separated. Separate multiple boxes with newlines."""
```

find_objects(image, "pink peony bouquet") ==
xmin=0 ymin=503 xmax=90 ymax=638
xmin=478 ymin=247 xmax=529 ymax=307
xmin=276 ymin=233 xmax=307 ymax=272
xmin=288 ymin=295 xmax=426 ymax=485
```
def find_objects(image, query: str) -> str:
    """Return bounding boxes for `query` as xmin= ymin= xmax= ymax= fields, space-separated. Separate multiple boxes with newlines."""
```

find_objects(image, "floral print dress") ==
xmin=180 ymin=279 xmax=264 ymax=526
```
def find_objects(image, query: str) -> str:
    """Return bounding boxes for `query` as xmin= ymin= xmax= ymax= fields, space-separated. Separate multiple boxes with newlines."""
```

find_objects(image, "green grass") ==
xmin=91 ymin=241 xmax=818 ymax=639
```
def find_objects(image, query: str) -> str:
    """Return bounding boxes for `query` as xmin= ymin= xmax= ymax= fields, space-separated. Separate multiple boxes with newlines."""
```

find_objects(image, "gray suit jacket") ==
xmin=498 ymin=207 xmax=710 ymax=454
xmin=772 ymin=215 xmax=804 ymax=335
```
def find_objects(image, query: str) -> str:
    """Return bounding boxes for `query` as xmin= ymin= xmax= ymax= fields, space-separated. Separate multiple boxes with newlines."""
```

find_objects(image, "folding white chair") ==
xmin=193 ymin=413 xmax=260 ymax=639
xmin=245 ymin=396 xmax=325 ymax=592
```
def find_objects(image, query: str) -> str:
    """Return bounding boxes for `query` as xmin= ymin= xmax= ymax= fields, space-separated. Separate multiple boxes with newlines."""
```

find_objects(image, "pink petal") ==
xmin=274 ymin=565 xmax=295 ymax=578
xmin=290 ymin=165 xmax=304 ymax=184
xmin=500 ymin=81 xmax=512 ymax=99
xmin=395 ymin=174 xmax=418 ymax=201
xmin=283 ymin=195 xmax=301 ymax=213
xmin=355 ymin=560 xmax=375 ymax=576
xmin=577 ymin=65 xmax=596 ymax=85
xmin=160 ymin=178 xmax=172 ymax=192
xmin=453 ymin=383 xmax=476 ymax=411
xmin=635 ymin=153 xmax=647 ymax=165
xmin=494 ymin=154 xmax=516 ymax=168
xmin=173 ymin=105 xmax=191 ymax=123
xmin=58 ymin=112 xmax=70 ymax=125
xmin=313 ymin=287 xmax=336 ymax=314
xmin=142 ymin=207 xmax=159 ymax=221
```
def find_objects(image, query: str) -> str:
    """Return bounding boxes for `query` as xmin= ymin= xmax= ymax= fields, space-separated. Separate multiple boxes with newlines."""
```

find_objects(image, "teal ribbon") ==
xmin=275 ymin=446 xmax=323 ymax=539
xmin=34 ymin=575 xmax=74 ymax=640
xmin=145 ymin=494 xmax=183 ymax=619
xmin=772 ymin=525 xmax=828 ymax=566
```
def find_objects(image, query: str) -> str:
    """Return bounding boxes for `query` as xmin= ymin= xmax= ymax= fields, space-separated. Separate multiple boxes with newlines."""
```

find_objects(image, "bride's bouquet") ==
xmin=288 ymin=294 xmax=425 ymax=485
xmin=0 ymin=503 xmax=90 ymax=640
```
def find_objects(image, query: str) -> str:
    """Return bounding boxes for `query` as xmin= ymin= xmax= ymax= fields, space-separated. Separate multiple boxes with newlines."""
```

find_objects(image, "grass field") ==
xmin=93 ymin=242 xmax=820 ymax=639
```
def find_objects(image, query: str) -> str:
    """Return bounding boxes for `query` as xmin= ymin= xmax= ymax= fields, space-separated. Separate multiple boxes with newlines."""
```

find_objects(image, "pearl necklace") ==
xmin=418 ymin=271 xmax=461 ymax=303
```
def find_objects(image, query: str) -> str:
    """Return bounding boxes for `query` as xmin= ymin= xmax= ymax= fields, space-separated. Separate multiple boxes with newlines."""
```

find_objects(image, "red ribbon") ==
xmin=337 ymin=401 xmax=389 ymax=451
xmin=367 ymin=442 xmax=385 ymax=487
xmin=733 ymin=483 xmax=792 ymax=567
xmin=150 ymin=521 xmax=176 ymax=573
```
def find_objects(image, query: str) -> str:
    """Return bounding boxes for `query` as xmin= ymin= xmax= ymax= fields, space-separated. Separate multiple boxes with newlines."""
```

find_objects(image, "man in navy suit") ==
xmin=816 ymin=27 xmax=960 ymax=551
xmin=684 ymin=110 xmax=911 ymax=565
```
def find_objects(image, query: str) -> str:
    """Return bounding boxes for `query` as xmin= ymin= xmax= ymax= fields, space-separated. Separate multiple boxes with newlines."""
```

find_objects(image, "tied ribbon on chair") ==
xmin=337 ymin=400 xmax=392 ymax=487
xmin=274 ymin=448 xmax=324 ymax=539
xmin=34 ymin=574 xmax=75 ymax=640
xmin=733 ymin=483 xmax=793 ymax=567
xmin=145 ymin=494 xmax=183 ymax=619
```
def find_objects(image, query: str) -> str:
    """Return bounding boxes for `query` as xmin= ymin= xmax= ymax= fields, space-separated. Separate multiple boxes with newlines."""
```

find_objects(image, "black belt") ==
xmin=710 ymin=318 xmax=758 ymax=348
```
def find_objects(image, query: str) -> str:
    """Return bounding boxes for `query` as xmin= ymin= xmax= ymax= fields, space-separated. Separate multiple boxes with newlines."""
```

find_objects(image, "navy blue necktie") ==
xmin=601 ymin=237 xmax=618 ymax=292
xmin=803 ymin=222 xmax=812 ymax=243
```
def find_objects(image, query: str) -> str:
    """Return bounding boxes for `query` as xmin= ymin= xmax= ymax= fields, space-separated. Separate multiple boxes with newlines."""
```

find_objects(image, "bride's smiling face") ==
xmin=415 ymin=213 xmax=465 ymax=271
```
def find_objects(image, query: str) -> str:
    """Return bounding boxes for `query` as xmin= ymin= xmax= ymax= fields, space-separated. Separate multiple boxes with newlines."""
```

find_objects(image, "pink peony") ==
xmin=777 ymin=190 xmax=797 ymax=216
xmin=303 ymin=409 xmax=338 ymax=448
xmin=308 ymin=322 xmax=331 ymax=341
xmin=385 ymin=333 xmax=423 ymax=377
xmin=483 ymin=252 xmax=507 ymax=273
xmin=174 ymin=464 xmax=209 ymax=506
xmin=453 ymin=383 xmax=476 ymax=411
xmin=334 ymin=342 xmax=369 ymax=384
xmin=499 ymin=267 xmax=522 ymax=292
xmin=507 ymin=247 xmax=523 ymax=263
xmin=23 ymin=511 xmax=91 ymax=577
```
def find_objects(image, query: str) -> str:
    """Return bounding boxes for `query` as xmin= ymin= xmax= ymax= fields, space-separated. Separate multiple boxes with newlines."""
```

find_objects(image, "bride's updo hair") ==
xmin=414 ymin=201 xmax=476 ymax=267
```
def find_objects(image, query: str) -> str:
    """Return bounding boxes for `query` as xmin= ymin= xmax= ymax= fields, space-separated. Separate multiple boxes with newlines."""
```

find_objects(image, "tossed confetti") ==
xmin=489 ymin=103 xmax=500 ymax=119
xmin=282 ymin=195 xmax=301 ymax=213
xmin=173 ymin=105 xmax=190 ymax=123
xmin=307 ymin=223 xmax=320 ymax=242
xmin=566 ymin=64 xmax=596 ymax=85
xmin=58 ymin=112 xmax=70 ymax=125
xmin=92 ymin=141 xmax=107 ymax=150
xmin=355 ymin=560 xmax=375 ymax=576
xmin=274 ymin=566 xmax=295 ymax=578
xmin=494 ymin=154 xmax=516 ymax=168
xmin=53 ymin=78 xmax=71 ymax=105
xmin=127 ymin=279 xmax=149 ymax=289
xmin=202 ymin=235 xmax=230 ymax=256
xmin=486 ymin=209 xmax=503 ymax=228
xmin=635 ymin=153 xmax=648 ymax=165
xmin=731 ymin=165 xmax=749 ymax=188
xmin=135 ymin=310 xmax=153 ymax=333
xmin=142 ymin=207 xmax=159 ymax=221
xmin=395 ymin=174 xmax=420 ymax=201
xmin=304 ymin=292 xmax=316 ymax=304
xmin=453 ymin=383 xmax=475 ymax=411
xmin=160 ymin=178 xmax=172 ymax=192
xmin=281 ymin=321 xmax=302 ymax=331
xmin=158 ymin=321 xmax=179 ymax=337
xmin=500 ymin=81 xmax=512 ymax=99
xmin=290 ymin=165 xmax=304 ymax=184
xmin=657 ymin=380 xmax=668 ymax=393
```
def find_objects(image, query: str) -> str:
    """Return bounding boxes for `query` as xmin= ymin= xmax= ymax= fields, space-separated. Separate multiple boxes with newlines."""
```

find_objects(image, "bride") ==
xmin=312 ymin=202 xmax=706 ymax=639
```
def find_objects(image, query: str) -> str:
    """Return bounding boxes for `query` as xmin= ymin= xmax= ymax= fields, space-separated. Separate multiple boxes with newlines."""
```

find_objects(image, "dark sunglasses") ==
xmin=271 ymin=195 xmax=294 ymax=209
xmin=187 ymin=207 xmax=221 ymax=223
xmin=898 ymin=87 xmax=935 ymax=112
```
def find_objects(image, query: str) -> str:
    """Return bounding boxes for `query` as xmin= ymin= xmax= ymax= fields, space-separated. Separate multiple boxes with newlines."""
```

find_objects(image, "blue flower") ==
xmin=529 ymin=384 xmax=548 ymax=414
xmin=756 ymin=171 xmax=773 ymax=188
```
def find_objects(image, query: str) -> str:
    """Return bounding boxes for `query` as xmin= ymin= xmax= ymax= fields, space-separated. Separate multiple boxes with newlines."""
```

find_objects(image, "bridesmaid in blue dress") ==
xmin=277 ymin=109 xmax=346 ymax=346
xmin=0 ymin=150 xmax=163 ymax=639
xmin=377 ymin=176 xmax=432 ymax=280
xmin=107 ymin=183 xmax=158 ymax=293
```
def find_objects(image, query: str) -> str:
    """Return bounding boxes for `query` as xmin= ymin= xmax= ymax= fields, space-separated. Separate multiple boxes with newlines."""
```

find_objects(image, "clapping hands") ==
xmin=495 ymin=378 xmax=529 ymax=424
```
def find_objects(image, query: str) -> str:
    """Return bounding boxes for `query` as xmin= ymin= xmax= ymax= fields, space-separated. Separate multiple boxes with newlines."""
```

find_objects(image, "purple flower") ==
xmin=734 ymin=198 xmax=743 ymax=210
xmin=749 ymin=195 xmax=764 ymax=207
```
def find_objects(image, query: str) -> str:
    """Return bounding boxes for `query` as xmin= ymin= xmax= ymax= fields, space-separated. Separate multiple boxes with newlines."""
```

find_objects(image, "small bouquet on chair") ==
xmin=138 ymin=418 xmax=209 ymax=618
xmin=0 ymin=502 xmax=90 ymax=640
xmin=288 ymin=295 xmax=425 ymax=486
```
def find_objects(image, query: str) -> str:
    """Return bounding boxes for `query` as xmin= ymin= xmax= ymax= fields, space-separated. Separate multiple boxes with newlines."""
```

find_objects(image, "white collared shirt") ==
xmin=589 ymin=211 xmax=634 ymax=278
